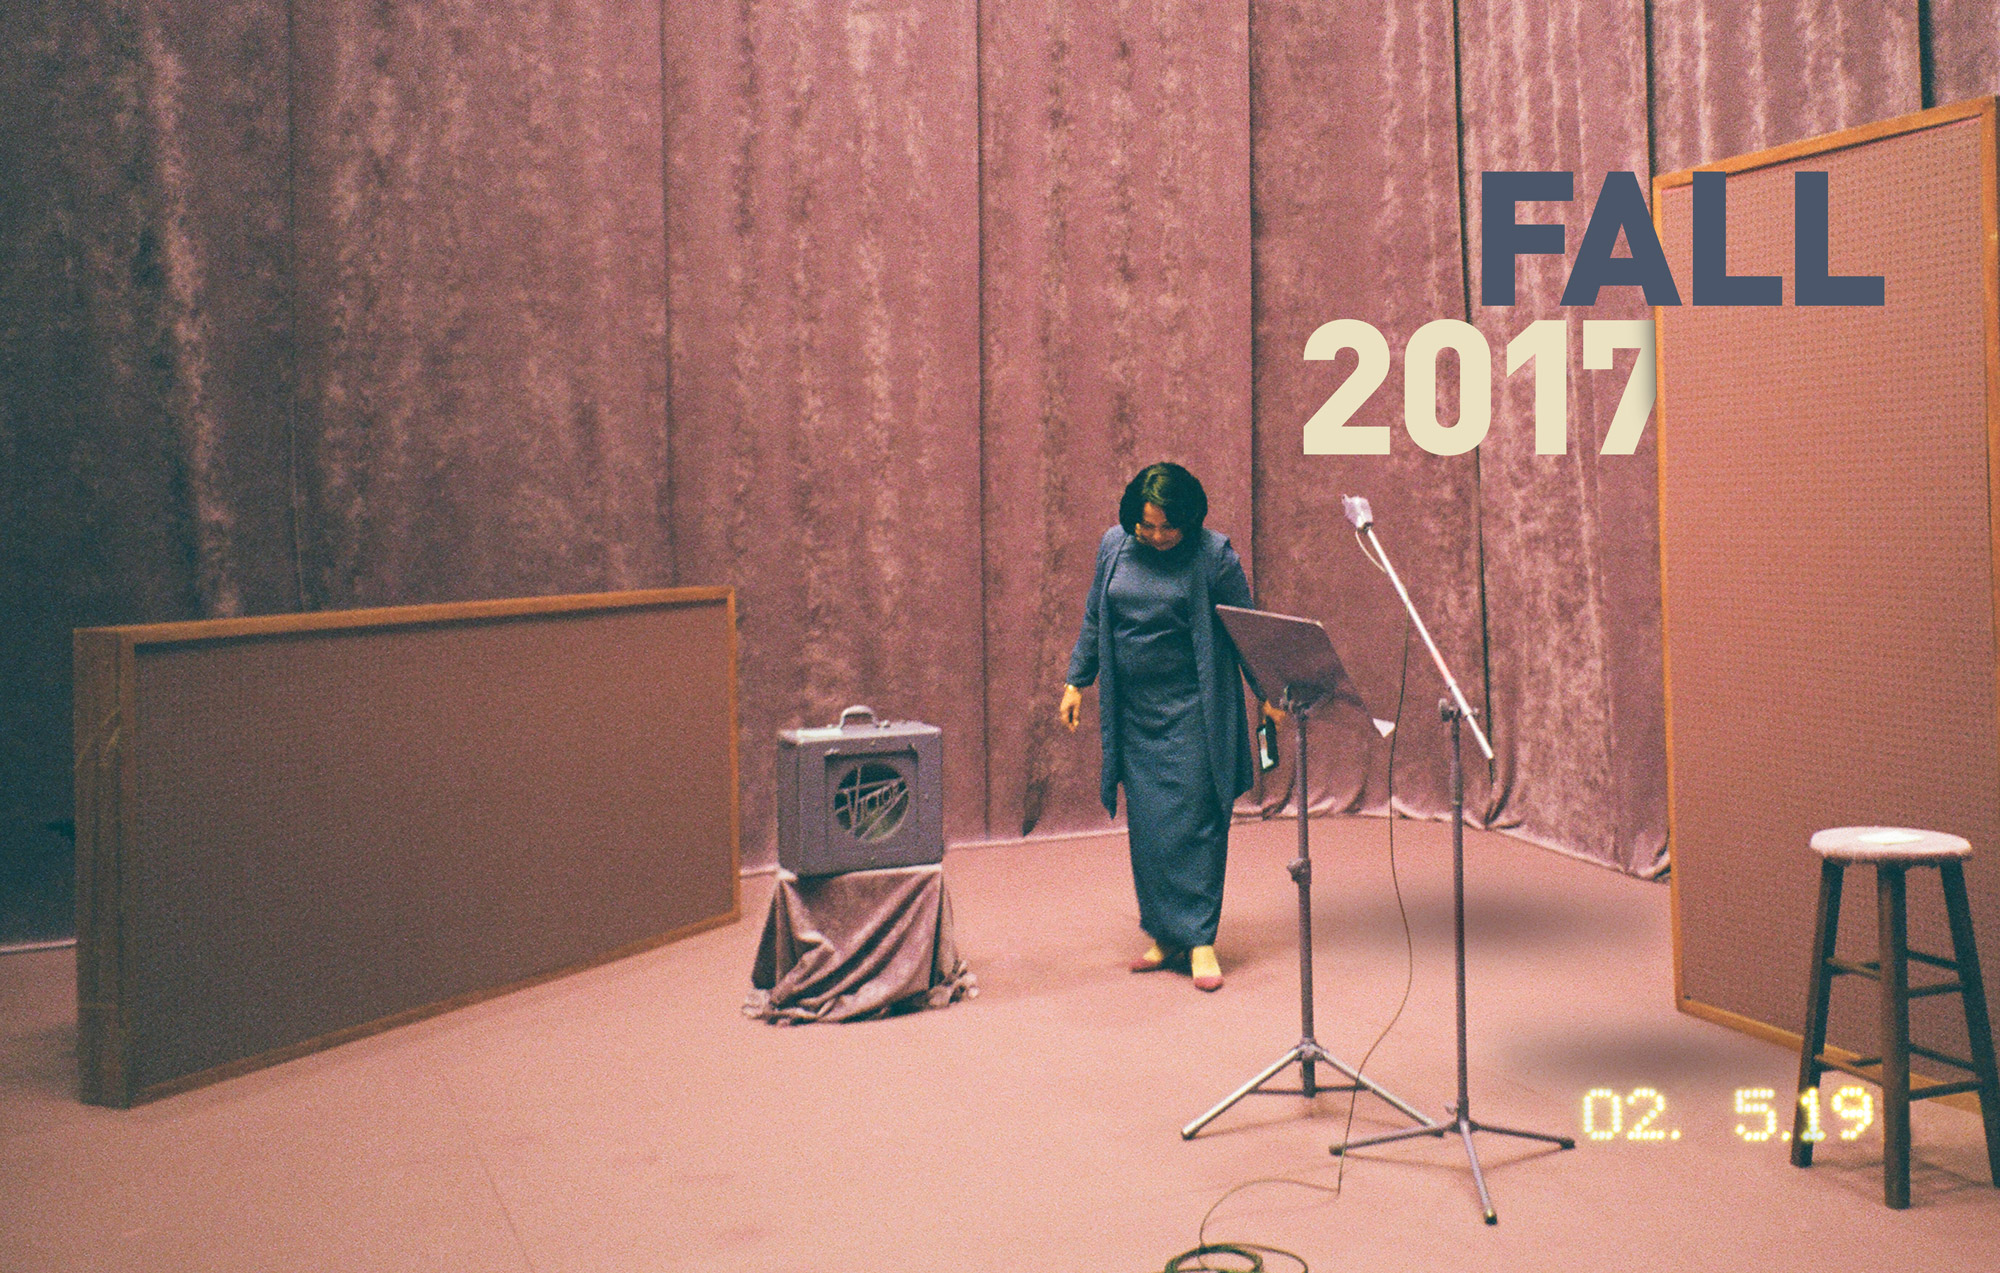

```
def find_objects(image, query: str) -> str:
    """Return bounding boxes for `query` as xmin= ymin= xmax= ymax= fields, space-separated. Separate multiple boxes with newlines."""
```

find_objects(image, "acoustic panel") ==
xmin=1656 ymin=99 xmax=2000 ymax=1081
xmin=75 ymin=588 xmax=739 ymax=1106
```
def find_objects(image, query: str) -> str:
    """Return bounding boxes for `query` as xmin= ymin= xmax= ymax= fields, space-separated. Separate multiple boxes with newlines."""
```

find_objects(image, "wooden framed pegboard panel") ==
xmin=1653 ymin=98 xmax=2000 ymax=1095
xmin=74 ymin=587 xmax=740 ymax=1107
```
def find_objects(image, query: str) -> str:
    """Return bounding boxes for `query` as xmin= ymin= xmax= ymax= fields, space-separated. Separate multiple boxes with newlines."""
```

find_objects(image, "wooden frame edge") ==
xmin=79 ymin=585 xmax=733 ymax=650
xmin=73 ymin=628 xmax=135 ymax=1106
xmin=118 ymin=906 xmax=741 ymax=1109
xmin=1677 ymin=995 xmax=1984 ymax=1116
xmin=1650 ymin=177 xmax=1686 ymax=1009
xmin=723 ymin=588 xmax=743 ymax=917
xmin=1653 ymin=95 xmax=1996 ymax=192
xmin=1982 ymin=104 xmax=2000 ymax=822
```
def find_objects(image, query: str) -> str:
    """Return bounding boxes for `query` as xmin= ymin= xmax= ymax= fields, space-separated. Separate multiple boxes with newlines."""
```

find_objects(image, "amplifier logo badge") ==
xmin=835 ymin=762 xmax=911 ymax=841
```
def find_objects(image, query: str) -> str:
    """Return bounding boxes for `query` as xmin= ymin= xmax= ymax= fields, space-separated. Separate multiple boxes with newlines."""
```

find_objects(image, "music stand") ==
xmin=1180 ymin=606 xmax=1440 ymax=1140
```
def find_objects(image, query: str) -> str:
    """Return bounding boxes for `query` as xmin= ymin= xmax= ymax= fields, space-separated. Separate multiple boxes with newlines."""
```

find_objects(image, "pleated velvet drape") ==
xmin=5 ymin=1 xmax=1996 ymax=887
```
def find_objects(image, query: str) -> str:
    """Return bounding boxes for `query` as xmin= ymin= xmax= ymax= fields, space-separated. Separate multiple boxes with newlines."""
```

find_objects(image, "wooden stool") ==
xmin=1791 ymin=827 xmax=2000 ymax=1207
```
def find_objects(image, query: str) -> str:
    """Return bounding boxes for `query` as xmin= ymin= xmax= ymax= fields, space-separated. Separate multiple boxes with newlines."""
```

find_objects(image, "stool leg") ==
xmin=1793 ymin=860 xmax=1844 ymax=1168
xmin=1939 ymin=860 xmax=2000 ymax=1187
xmin=1879 ymin=865 xmax=1911 ymax=1209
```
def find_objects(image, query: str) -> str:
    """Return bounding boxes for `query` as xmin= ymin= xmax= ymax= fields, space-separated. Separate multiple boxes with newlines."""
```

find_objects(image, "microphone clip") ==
xmin=1341 ymin=494 xmax=1374 ymax=531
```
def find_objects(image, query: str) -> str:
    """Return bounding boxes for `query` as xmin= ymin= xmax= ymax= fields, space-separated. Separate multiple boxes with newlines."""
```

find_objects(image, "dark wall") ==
xmin=5 ymin=1 xmax=1997 ymax=890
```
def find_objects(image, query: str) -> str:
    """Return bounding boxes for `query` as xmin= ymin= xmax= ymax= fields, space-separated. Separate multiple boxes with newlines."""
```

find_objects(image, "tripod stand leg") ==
xmin=1467 ymin=1118 xmax=1576 ymax=1150
xmin=1330 ymin=1119 xmax=1450 ymax=1154
xmin=1316 ymin=1053 xmax=1441 ymax=1129
xmin=1181 ymin=1046 xmax=1306 ymax=1140
xmin=1458 ymin=1115 xmax=1498 ymax=1225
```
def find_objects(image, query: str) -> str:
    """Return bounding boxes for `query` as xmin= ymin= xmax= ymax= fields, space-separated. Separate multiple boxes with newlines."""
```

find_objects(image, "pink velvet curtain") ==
xmin=1455 ymin=0 xmax=1661 ymax=866
xmin=975 ymin=0 xmax=1251 ymax=840
xmin=291 ymin=3 xmax=676 ymax=609
xmin=6 ymin=1 xmax=1998 ymax=892
xmin=663 ymin=1 xmax=986 ymax=847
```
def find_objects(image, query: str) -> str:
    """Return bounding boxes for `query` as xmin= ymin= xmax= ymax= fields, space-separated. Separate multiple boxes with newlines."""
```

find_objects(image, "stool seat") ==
xmin=1809 ymin=826 xmax=1971 ymax=864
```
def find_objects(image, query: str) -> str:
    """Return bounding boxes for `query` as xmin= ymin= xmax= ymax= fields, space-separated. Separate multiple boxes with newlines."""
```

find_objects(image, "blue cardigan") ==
xmin=1065 ymin=525 xmax=1257 ymax=818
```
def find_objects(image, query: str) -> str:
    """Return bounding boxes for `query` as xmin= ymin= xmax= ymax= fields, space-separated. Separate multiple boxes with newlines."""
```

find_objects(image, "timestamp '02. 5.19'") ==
xmin=1578 ymin=1086 xmax=1876 ymax=1144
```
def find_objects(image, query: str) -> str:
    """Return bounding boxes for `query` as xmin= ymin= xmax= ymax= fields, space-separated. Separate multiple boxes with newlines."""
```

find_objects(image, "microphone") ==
xmin=1341 ymin=495 xmax=1374 ymax=531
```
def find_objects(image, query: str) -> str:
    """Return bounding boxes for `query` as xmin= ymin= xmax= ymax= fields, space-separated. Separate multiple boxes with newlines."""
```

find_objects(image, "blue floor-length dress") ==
xmin=1067 ymin=526 xmax=1256 ymax=951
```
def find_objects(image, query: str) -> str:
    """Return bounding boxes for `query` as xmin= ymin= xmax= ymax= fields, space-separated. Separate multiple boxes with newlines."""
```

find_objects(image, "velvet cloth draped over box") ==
xmin=1067 ymin=527 xmax=1255 ymax=949
xmin=746 ymin=864 xmax=975 ymax=1024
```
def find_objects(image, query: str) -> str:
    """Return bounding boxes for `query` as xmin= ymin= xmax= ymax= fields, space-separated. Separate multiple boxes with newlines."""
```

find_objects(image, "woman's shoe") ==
xmin=1190 ymin=945 xmax=1223 ymax=991
xmin=1129 ymin=942 xmax=1180 ymax=972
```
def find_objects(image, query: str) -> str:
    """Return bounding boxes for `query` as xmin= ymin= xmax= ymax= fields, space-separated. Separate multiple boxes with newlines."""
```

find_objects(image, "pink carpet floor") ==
xmin=3 ymin=815 xmax=1996 ymax=1271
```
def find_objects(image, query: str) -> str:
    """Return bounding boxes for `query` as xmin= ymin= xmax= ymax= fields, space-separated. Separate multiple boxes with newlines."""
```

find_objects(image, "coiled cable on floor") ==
xmin=1161 ymin=1242 xmax=1293 ymax=1272
xmin=1157 ymin=1175 xmax=1336 ymax=1272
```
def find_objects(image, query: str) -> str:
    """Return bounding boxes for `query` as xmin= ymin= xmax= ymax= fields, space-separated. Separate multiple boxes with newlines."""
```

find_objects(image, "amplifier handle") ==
xmin=837 ymin=704 xmax=878 ymax=729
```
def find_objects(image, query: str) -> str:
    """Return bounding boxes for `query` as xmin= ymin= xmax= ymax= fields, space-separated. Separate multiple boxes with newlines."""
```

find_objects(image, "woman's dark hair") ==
xmin=1118 ymin=462 xmax=1208 ymax=535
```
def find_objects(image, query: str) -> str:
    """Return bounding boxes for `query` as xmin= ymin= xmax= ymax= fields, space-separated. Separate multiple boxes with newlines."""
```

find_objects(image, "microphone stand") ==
xmin=1329 ymin=498 xmax=1574 ymax=1225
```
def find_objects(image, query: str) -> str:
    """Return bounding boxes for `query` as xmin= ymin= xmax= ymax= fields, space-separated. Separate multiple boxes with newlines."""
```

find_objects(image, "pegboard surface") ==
xmin=1657 ymin=104 xmax=2000 ymax=1067
xmin=76 ymin=590 xmax=739 ymax=1104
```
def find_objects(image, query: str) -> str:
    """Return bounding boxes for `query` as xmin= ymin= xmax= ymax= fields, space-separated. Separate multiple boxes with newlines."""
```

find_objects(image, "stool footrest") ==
xmin=1907 ymin=980 xmax=1966 ymax=1000
xmin=1908 ymin=1041 xmax=1979 ymax=1073
xmin=1910 ymin=1078 xmax=1984 ymax=1100
xmin=1827 ymin=951 xmax=1958 ymax=980
xmin=1814 ymin=1054 xmax=1883 ymax=1084
xmin=1813 ymin=1051 xmax=1982 ymax=1090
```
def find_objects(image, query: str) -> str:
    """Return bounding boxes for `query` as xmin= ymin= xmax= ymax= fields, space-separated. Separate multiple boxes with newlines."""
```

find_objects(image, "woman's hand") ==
xmin=1262 ymin=700 xmax=1287 ymax=727
xmin=1059 ymin=684 xmax=1084 ymax=732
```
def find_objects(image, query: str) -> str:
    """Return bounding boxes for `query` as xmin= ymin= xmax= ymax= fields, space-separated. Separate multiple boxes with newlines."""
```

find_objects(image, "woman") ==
xmin=1058 ymin=462 xmax=1265 ymax=992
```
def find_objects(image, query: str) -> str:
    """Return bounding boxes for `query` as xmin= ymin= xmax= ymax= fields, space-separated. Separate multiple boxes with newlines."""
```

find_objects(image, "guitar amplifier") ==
xmin=776 ymin=706 xmax=944 ymax=876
